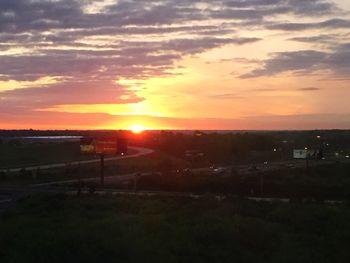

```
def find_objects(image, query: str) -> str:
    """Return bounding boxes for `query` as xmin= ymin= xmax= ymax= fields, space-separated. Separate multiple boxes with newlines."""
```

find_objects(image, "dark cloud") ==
xmin=0 ymin=0 xmax=340 ymax=34
xmin=209 ymin=93 xmax=243 ymax=99
xmin=224 ymin=0 xmax=336 ymax=15
xmin=240 ymin=50 xmax=327 ymax=78
xmin=226 ymin=57 xmax=262 ymax=64
xmin=163 ymin=37 xmax=261 ymax=54
xmin=0 ymin=0 xmax=84 ymax=33
xmin=267 ymin=18 xmax=350 ymax=31
xmin=285 ymin=0 xmax=337 ymax=16
xmin=252 ymin=88 xmax=278 ymax=92
xmin=298 ymin=87 xmax=321 ymax=91
xmin=240 ymin=44 xmax=350 ymax=78
xmin=288 ymin=34 xmax=339 ymax=44
xmin=207 ymin=0 xmax=337 ymax=22
xmin=0 ymin=36 xmax=259 ymax=82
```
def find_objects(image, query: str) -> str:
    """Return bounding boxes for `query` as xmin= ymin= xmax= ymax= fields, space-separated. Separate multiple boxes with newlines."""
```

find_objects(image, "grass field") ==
xmin=0 ymin=142 xmax=186 ymax=169
xmin=0 ymin=142 xmax=101 ymax=169
xmin=1 ymin=195 xmax=350 ymax=263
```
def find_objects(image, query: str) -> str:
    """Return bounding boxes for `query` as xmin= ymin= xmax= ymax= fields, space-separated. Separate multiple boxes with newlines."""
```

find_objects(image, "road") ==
xmin=30 ymin=172 xmax=138 ymax=187
xmin=0 ymin=196 xmax=13 ymax=213
xmin=195 ymin=158 xmax=350 ymax=176
xmin=0 ymin=146 xmax=154 ymax=173
xmin=29 ymin=157 xmax=350 ymax=188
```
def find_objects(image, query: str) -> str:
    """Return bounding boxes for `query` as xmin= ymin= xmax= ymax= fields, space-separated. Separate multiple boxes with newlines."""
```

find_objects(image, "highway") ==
xmin=0 ymin=146 xmax=154 ymax=173
xmin=30 ymin=172 xmax=138 ymax=187
xmin=28 ymin=157 xmax=350 ymax=188
xmin=209 ymin=158 xmax=350 ymax=176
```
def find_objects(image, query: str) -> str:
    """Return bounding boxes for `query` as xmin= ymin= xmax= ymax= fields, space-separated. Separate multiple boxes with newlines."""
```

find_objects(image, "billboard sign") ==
xmin=80 ymin=137 xmax=121 ymax=154
xmin=95 ymin=138 xmax=118 ymax=154
xmin=293 ymin=149 xmax=317 ymax=159
xmin=293 ymin=149 xmax=307 ymax=159
xmin=80 ymin=137 xmax=95 ymax=153
xmin=79 ymin=136 xmax=128 ymax=185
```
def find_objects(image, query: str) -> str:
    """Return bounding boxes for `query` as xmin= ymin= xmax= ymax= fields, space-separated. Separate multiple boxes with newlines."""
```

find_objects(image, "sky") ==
xmin=0 ymin=0 xmax=349 ymax=130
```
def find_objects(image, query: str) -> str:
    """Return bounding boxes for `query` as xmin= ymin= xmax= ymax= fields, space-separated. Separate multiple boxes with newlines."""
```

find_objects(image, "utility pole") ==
xmin=100 ymin=153 xmax=105 ymax=185
xmin=305 ymin=155 xmax=309 ymax=170
xmin=77 ymin=162 xmax=82 ymax=196
xmin=260 ymin=173 xmax=264 ymax=196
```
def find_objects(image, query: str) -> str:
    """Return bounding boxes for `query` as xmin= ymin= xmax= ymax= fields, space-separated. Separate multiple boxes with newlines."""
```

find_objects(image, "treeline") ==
xmin=131 ymin=130 xmax=350 ymax=164
xmin=0 ymin=129 xmax=122 ymax=139
xmin=2 ymin=129 xmax=350 ymax=164
xmin=132 ymin=131 xmax=281 ymax=164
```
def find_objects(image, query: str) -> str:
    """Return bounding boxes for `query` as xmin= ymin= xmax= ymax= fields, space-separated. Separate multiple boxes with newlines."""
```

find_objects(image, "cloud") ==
xmin=252 ymin=88 xmax=278 ymax=92
xmin=298 ymin=87 xmax=321 ymax=91
xmin=267 ymin=18 xmax=350 ymax=31
xmin=0 ymin=0 xmax=84 ymax=33
xmin=224 ymin=0 xmax=336 ymax=15
xmin=287 ymin=34 xmax=342 ymax=45
xmin=240 ymin=43 xmax=350 ymax=78
xmin=209 ymin=93 xmax=244 ymax=99
xmin=229 ymin=57 xmax=262 ymax=64
xmin=163 ymin=37 xmax=261 ymax=55
xmin=0 ymin=0 xmax=340 ymax=34
xmin=0 ymin=80 xmax=142 ymax=111
xmin=0 ymin=36 xmax=259 ymax=82
xmin=240 ymin=50 xmax=328 ymax=78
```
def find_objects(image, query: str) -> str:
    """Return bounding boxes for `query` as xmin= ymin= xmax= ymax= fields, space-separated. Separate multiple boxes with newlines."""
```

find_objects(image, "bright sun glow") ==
xmin=129 ymin=124 xmax=146 ymax=134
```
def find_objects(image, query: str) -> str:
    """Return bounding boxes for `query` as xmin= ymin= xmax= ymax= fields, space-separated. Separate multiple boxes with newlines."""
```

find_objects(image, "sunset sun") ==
xmin=129 ymin=124 xmax=146 ymax=134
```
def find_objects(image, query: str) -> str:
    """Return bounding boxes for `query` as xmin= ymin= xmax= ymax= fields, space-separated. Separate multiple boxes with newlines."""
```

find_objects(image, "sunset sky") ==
xmin=0 ymin=0 xmax=349 ymax=130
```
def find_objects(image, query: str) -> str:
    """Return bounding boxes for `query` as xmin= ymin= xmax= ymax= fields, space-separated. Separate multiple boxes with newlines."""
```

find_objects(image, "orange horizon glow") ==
xmin=129 ymin=124 xmax=147 ymax=134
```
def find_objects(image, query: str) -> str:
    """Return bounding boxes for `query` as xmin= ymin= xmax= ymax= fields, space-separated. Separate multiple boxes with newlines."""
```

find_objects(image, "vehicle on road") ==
xmin=211 ymin=167 xmax=226 ymax=176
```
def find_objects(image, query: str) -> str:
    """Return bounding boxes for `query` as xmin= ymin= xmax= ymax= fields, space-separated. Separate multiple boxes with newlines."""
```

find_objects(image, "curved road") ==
xmin=0 ymin=146 xmax=154 ymax=173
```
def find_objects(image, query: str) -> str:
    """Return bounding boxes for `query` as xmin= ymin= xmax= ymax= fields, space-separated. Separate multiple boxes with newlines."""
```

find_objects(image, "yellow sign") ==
xmin=80 ymin=144 xmax=95 ymax=153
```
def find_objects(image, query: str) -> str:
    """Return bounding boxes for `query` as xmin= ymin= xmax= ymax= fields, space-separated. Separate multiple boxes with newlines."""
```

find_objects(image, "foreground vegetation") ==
xmin=1 ymin=195 xmax=350 ymax=262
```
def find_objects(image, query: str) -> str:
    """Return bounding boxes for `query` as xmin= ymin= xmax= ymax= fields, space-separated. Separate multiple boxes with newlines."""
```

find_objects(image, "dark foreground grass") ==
xmin=1 ymin=195 xmax=350 ymax=263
